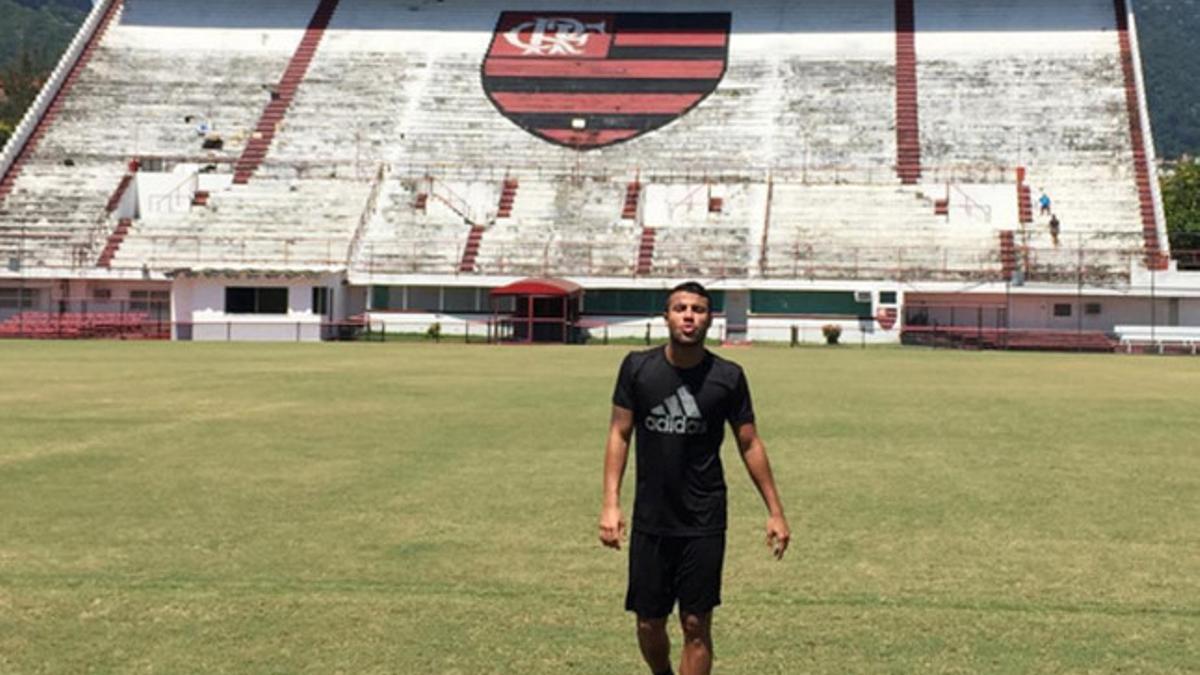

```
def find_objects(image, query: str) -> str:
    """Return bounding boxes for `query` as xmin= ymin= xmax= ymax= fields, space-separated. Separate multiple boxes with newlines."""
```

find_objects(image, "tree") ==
xmin=1162 ymin=159 xmax=1200 ymax=251
xmin=1138 ymin=0 xmax=1200 ymax=159
xmin=0 ymin=50 xmax=46 ymax=135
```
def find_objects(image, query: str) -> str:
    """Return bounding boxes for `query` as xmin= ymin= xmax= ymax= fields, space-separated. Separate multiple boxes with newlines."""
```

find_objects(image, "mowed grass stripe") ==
xmin=0 ymin=342 xmax=1197 ymax=673
xmin=2 ymin=570 xmax=1198 ymax=620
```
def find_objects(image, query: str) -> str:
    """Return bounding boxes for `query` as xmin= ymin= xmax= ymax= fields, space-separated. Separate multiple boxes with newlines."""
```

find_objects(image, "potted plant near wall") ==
xmin=822 ymin=323 xmax=842 ymax=345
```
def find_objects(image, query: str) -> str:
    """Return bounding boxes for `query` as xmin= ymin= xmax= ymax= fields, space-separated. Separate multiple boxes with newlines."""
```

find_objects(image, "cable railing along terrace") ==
xmin=351 ymin=239 xmax=1148 ymax=283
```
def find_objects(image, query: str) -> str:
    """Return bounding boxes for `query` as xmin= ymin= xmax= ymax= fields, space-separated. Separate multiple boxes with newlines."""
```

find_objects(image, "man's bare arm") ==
xmin=735 ymin=422 xmax=791 ymax=559
xmin=599 ymin=405 xmax=634 ymax=549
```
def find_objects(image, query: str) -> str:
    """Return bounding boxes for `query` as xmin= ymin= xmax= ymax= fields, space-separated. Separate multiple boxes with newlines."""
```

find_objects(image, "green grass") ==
xmin=0 ymin=342 xmax=1197 ymax=674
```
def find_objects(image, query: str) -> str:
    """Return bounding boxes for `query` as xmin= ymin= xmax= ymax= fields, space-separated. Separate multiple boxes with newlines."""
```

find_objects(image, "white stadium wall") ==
xmin=171 ymin=273 xmax=341 ymax=341
xmin=1007 ymin=295 xmax=1165 ymax=332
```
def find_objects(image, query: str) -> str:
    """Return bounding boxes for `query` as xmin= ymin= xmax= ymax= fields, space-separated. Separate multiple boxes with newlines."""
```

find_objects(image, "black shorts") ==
xmin=625 ymin=530 xmax=725 ymax=618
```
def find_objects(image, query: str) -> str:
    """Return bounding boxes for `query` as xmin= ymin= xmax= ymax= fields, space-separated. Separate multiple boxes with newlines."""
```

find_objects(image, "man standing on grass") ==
xmin=599 ymin=281 xmax=791 ymax=675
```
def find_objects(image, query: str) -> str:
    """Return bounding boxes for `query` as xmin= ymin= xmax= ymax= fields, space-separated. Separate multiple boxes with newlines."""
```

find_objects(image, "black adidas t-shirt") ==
xmin=612 ymin=346 xmax=755 ymax=536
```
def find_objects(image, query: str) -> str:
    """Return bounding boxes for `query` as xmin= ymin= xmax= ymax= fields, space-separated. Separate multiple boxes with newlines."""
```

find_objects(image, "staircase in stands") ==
xmin=459 ymin=226 xmax=485 ymax=273
xmin=999 ymin=230 xmax=1016 ymax=280
xmin=496 ymin=178 xmax=518 ymax=218
xmin=636 ymin=228 xmax=657 ymax=275
xmin=1113 ymin=0 xmax=1167 ymax=270
xmin=105 ymin=177 xmax=133 ymax=213
xmin=894 ymin=0 xmax=921 ymax=185
xmin=233 ymin=0 xmax=341 ymax=184
xmin=97 ymin=219 xmax=132 ymax=268
xmin=624 ymin=179 xmax=655 ymax=274
xmin=96 ymin=158 xmax=139 ymax=268
xmin=1016 ymin=170 xmax=1033 ymax=224
xmin=622 ymin=181 xmax=641 ymax=220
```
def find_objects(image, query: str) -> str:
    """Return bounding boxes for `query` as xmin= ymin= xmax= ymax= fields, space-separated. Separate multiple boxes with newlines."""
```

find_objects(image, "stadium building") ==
xmin=2 ymin=0 xmax=1198 ymax=349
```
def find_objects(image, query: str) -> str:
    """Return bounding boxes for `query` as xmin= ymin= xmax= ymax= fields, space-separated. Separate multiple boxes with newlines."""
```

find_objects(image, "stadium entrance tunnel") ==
xmin=490 ymin=278 xmax=582 ymax=344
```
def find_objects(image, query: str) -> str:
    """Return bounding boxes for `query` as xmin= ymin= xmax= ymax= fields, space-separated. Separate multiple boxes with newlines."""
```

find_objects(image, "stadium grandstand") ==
xmin=1 ymin=0 xmax=1198 ymax=349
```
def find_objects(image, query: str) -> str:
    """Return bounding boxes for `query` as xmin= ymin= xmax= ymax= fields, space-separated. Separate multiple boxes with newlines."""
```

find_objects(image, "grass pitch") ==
xmin=0 ymin=342 xmax=1197 ymax=674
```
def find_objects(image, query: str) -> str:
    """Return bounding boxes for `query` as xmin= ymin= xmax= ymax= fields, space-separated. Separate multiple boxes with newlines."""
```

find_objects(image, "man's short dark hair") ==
xmin=665 ymin=281 xmax=711 ymax=311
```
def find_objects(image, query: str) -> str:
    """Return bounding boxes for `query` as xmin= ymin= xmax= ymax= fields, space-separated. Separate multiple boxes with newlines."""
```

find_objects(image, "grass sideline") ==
xmin=0 ymin=342 xmax=1197 ymax=673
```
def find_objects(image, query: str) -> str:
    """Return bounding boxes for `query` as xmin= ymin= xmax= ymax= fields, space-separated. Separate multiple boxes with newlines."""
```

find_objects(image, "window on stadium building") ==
xmin=493 ymin=295 xmax=515 ymax=313
xmin=225 ymin=287 xmax=288 ymax=314
xmin=312 ymin=287 xmax=330 ymax=316
xmin=370 ymin=286 xmax=488 ymax=312
xmin=443 ymin=287 xmax=480 ymax=313
xmin=583 ymin=289 xmax=725 ymax=315
xmin=407 ymin=287 xmax=440 ymax=312
xmin=373 ymin=286 xmax=742 ymax=315
xmin=750 ymin=291 xmax=870 ymax=316
xmin=371 ymin=286 xmax=391 ymax=310
xmin=131 ymin=290 xmax=170 ymax=319
xmin=0 ymin=288 xmax=37 ymax=309
xmin=1053 ymin=303 xmax=1072 ymax=317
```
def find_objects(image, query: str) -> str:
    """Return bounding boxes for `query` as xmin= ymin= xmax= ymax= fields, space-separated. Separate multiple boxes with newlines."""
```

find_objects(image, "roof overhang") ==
xmin=166 ymin=267 xmax=341 ymax=280
xmin=489 ymin=277 xmax=583 ymax=297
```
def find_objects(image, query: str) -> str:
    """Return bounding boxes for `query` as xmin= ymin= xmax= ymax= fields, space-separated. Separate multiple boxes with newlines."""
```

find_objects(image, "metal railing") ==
xmin=900 ymin=325 xmax=1120 ymax=352
xmin=345 ymin=163 xmax=389 ymax=266
xmin=426 ymin=175 xmax=489 ymax=226
xmin=353 ymin=239 xmax=1147 ymax=284
xmin=266 ymin=159 xmax=1055 ymax=187
xmin=3 ymin=237 xmax=1173 ymax=284
xmin=0 ymin=298 xmax=170 ymax=340
xmin=110 ymin=235 xmax=349 ymax=270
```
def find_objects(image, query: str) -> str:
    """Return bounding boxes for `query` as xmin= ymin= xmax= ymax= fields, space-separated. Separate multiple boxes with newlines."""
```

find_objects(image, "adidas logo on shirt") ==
xmin=645 ymin=386 xmax=708 ymax=435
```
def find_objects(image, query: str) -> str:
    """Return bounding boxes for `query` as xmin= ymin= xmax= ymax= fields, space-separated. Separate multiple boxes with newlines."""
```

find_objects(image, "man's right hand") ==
xmin=598 ymin=505 xmax=626 ymax=549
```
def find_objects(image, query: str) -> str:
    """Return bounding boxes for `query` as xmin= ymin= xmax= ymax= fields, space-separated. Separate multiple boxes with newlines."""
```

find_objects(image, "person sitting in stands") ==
xmin=1049 ymin=213 xmax=1061 ymax=247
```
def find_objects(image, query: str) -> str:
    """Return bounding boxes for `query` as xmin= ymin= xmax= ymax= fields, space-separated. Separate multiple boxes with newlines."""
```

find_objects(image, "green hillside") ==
xmin=0 ymin=0 xmax=86 ymax=71
xmin=1137 ymin=0 xmax=1200 ymax=159
xmin=0 ymin=0 xmax=88 ymax=144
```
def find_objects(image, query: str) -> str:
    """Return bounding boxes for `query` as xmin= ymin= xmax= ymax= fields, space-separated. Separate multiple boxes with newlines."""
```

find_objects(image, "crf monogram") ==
xmin=504 ymin=17 xmax=607 ymax=55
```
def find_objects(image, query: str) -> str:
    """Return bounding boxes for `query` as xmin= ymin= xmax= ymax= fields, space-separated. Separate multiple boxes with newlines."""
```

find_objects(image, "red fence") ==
xmin=901 ymin=325 xmax=1118 ymax=352
xmin=0 ymin=311 xmax=169 ymax=339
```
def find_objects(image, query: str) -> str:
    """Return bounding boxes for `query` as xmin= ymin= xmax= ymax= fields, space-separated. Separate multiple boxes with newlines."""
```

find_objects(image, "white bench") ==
xmin=1114 ymin=325 xmax=1200 ymax=354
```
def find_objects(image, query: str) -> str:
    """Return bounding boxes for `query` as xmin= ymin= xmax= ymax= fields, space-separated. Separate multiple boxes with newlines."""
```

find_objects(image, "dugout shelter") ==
xmin=490 ymin=277 xmax=582 ymax=344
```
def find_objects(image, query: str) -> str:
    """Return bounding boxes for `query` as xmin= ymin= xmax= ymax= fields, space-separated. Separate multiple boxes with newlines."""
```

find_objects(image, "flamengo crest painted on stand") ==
xmin=482 ymin=11 xmax=731 ymax=150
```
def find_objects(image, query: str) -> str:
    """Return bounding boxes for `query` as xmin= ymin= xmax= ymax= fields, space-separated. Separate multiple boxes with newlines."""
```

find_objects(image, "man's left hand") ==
xmin=766 ymin=514 xmax=791 ymax=560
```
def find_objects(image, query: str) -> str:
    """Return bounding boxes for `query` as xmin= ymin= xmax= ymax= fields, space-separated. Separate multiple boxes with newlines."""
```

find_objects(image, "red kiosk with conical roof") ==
xmin=489 ymin=278 xmax=582 ymax=344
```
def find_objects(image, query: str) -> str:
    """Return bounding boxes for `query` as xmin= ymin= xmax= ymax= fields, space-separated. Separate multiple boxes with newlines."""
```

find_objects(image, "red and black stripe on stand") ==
xmin=482 ymin=12 xmax=730 ymax=149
